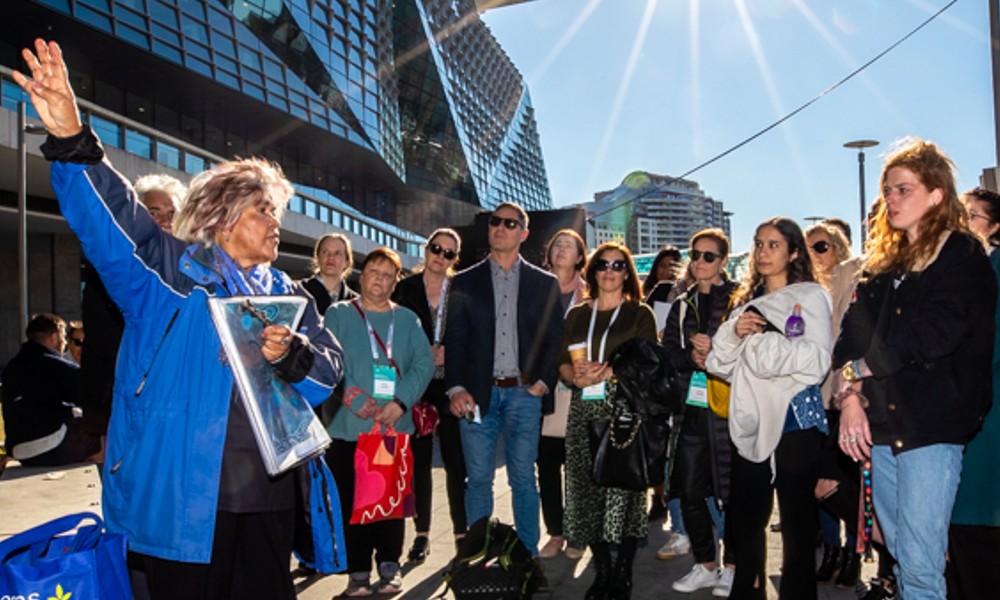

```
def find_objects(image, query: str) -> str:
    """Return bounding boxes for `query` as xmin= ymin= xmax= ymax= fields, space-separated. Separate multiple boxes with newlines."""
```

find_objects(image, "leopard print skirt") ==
xmin=563 ymin=381 xmax=648 ymax=545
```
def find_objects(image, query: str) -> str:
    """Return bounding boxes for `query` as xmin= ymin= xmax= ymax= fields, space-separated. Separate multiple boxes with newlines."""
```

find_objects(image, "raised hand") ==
xmin=11 ymin=39 xmax=83 ymax=138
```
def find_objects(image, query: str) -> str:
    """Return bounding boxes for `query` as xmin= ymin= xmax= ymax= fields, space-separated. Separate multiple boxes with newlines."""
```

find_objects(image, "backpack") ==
xmin=441 ymin=517 xmax=543 ymax=600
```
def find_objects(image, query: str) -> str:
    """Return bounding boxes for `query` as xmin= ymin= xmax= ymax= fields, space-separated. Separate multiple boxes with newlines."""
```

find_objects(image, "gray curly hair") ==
xmin=173 ymin=158 xmax=294 ymax=245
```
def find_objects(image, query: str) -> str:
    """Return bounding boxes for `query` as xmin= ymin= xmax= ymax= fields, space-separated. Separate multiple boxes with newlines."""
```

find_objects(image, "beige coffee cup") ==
xmin=568 ymin=342 xmax=588 ymax=362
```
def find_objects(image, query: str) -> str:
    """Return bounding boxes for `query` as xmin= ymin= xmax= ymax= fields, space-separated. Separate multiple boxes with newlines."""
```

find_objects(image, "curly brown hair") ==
xmin=865 ymin=138 xmax=966 ymax=275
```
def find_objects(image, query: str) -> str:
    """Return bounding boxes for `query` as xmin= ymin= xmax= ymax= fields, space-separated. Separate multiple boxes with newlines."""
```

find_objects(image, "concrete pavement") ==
xmin=294 ymin=454 xmax=876 ymax=599
xmin=0 ymin=455 xmax=877 ymax=599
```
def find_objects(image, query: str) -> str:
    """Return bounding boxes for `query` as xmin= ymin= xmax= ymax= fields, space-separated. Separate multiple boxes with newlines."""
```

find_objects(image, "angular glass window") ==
xmin=156 ymin=140 xmax=181 ymax=170
xmin=184 ymin=153 xmax=205 ymax=175
xmin=125 ymin=128 xmax=152 ymax=159
xmin=181 ymin=14 xmax=208 ymax=42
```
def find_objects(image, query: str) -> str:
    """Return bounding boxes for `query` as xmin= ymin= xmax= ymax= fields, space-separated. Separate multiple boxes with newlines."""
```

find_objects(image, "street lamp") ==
xmin=18 ymin=101 xmax=48 ymax=338
xmin=843 ymin=139 xmax=879 ymax=247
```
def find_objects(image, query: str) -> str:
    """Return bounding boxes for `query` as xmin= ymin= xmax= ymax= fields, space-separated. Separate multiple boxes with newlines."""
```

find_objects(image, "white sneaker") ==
xmin=672 ymin=564 xmax=720 ymax=593
xmin=656 ymin=532 xmax=691 ymax=559
xmin=713 ymin=566 xmax=735 ymax=597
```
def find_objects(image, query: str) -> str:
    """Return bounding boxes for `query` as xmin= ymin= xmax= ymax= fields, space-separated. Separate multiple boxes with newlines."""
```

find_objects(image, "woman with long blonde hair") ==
xmin=833 ymin=139 xmax=995 ymax=600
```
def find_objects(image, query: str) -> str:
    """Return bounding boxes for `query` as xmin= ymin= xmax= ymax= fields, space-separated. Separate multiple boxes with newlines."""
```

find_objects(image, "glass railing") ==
xmin=1 ymin=65 xmax=424 ymax=258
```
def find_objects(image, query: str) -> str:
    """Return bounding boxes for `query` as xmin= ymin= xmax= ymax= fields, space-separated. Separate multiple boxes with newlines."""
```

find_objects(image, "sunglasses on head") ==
xmin=594 ymin=259 xmax=627 ymax=272
xmin=488 ymin=216 xmax=523 ymax=230
xmin=810 ymin=241 xmax=830 ymax=254
xmin=427 ymin=242 xmax=457 ymax=261
xmin=70 ymin=338 xmax=84 ymax=347
xmin=689 ymin=250 xmax=720 ymax=263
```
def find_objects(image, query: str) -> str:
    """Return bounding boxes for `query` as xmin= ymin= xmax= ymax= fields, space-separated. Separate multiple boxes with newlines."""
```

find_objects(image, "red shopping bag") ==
xmin=350 ymin=423 xmax=415 ymax=524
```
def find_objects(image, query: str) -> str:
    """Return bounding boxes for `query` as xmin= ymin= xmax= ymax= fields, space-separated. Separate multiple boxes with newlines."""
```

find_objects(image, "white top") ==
xmin=706 ymin=282 xmax=833 ymax=463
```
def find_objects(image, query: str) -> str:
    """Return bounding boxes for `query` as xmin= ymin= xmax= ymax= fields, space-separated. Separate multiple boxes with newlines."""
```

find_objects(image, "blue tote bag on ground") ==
xmin=0 ymin=512 xmax=131 ymax=599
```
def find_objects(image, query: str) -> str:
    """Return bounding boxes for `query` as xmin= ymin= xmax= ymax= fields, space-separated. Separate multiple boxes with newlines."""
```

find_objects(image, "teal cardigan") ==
xmin=952 ymin=248 xmax=1000 ymax=526
xmin=324 ymin=301 xmax=434 ymax=440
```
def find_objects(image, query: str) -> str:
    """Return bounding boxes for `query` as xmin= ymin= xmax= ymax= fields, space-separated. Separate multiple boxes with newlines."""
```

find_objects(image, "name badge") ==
xmin=581 ymin=381 xmax=606 ymax=401
xmin=373 ymin=364 xmax=397 ymax=400
xmin=685 ymin=371 xmax=709 ymax=408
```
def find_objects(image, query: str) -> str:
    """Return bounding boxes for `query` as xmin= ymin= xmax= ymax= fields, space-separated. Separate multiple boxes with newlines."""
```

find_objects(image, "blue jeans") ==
xmin=871 ymin=444 xmax=963 ymax=600
xmin=460 ymin=385 xmax=542 ymax=554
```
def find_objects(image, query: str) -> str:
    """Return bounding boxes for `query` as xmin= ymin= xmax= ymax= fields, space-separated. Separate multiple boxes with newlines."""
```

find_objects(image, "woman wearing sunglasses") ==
xmin=803 ymin=220 xmax=860 ymax=587
xmin=559 ymin=242 xmax=657 ymax=600
xmin=833 ymin=141 xmax=995 ymax=600
xmin=805 ymin=223 xmax=851 ymax=285
xmin=706 ymin=217 xmax=832 ymax=600
xmin=390 ymin=228 xmax=467 ymax=563
xmin=663 ymin=229 xmax=739 ymax=597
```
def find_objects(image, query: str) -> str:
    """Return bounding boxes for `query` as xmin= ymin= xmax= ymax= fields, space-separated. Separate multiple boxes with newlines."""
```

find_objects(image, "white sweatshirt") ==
xmin=706 ymin=282 xmax=833 ymax=463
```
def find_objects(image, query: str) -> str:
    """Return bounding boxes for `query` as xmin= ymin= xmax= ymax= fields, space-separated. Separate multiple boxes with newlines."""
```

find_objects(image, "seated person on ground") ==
xmin=1 ymin=313 xmax=101 ymax=467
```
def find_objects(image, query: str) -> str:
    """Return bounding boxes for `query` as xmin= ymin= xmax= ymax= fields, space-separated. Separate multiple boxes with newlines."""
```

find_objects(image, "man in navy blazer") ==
xmin=445 ymin=202 xmax=564 ymax=554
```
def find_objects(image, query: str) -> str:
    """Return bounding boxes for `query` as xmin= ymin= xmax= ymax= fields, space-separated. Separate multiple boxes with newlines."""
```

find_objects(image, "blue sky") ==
xmin=482 ymin=0 xmax=995 ymax=253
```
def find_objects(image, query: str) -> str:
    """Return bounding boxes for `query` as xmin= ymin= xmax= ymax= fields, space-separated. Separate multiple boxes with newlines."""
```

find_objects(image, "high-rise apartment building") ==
xmin=585 ymin=170 xmax=729 ymax=253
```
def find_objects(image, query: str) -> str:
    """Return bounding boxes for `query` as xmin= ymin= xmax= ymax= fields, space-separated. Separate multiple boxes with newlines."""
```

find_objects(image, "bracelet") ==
xmin=392 ymin=398 xmax=407 ymax=412
xmin=832 ymin=387 xmax=870 ymax=410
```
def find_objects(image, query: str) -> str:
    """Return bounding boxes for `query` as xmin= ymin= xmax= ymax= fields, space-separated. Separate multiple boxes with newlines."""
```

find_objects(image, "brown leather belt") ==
xmin=492 ymin=376 xmax=521 ymax=388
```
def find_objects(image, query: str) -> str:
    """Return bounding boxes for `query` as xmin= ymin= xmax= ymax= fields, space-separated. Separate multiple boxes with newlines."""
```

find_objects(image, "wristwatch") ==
xmin=840 ymin=360 xmax=861 ymax=383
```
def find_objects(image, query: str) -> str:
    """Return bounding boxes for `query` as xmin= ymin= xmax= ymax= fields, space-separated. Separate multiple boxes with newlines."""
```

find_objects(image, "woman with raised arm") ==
xmin=14 ymin=39 xmax=344 ymax=600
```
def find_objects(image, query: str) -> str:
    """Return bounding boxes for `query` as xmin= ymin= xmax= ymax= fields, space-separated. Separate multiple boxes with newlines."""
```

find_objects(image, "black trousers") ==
xmin=412 ymin=433 xmax=434 ymax=533
xmin=328 ymin=439 xmax=405 ymax=575
xmin=946 ymin=524 xmax=1000 ymax=599
xmin=537 ymin=435 xmax=566 ymax=537
xmin=437 ymin=412 xmax=469 ymax=534
xmin=137 ymin=509 xmax=296 ymax=600
xmin=729 ymin=429 xmax=821 ymax=600
xmin=676 ymin=407 xmax=733 ymax=565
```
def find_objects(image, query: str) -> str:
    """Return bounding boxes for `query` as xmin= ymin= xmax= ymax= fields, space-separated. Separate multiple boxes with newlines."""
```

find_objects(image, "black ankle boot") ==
xmin=834 ymin=549 xmax=860 ymax=589
xmin=607 ymin=555 xmax=633 ymax=600
xmin=815 ymin=544 xmax=840 ymax=582
xmin=585 ymin=547 xmax=612 ymax=600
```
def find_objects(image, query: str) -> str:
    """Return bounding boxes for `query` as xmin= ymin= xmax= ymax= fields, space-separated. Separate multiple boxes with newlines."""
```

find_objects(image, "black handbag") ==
xmin=586 ymin=337 xmax=677 ymax=490
xmin=588 ymin=406 xmax=662 ymax=490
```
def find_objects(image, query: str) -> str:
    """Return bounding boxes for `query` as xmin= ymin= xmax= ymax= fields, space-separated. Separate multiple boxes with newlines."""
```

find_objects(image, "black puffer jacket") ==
xmin=663 ymin=279 xmax=738 ymax=503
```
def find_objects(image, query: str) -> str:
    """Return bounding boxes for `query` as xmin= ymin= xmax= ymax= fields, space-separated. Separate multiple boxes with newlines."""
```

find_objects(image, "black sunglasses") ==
xmin=70 ymin=338 xmax=84 ymax=347
xmin=689 ymin=250 xmax=720 ymax=264
xmin=594 ymin=259 xmax=627 ymax=272
xmin=427 ymin=242 xmax=457 ymax=261
xmin=488 ymin=216 xmax=523 ymax=230
xmin=810 ymin=241 xmax=830 ymax=254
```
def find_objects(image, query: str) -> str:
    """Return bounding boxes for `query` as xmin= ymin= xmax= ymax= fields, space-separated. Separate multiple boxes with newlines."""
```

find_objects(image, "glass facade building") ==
xmin=0 ymin=0 xmax=551 ymax=240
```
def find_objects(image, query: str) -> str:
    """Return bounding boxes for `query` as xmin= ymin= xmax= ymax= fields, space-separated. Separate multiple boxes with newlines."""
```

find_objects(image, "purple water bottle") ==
xmin=785 ymin=304 xmax=805 ymax=338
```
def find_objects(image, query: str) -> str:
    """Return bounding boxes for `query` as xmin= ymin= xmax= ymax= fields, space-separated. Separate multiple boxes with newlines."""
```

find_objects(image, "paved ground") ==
xmin=1 ymin=452 xmax=878 ymax=599
xmin=294 ymin=445 xmax=878 ymax=600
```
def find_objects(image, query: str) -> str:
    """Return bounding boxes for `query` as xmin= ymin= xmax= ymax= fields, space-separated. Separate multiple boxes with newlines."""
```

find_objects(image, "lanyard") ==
xmin=352 ymin=300 xmax=398 ymax=372
xmin=587 ymin=301 xmax=622 ymax=363
xmin=432 ymin=278 xmax=448 ymax=344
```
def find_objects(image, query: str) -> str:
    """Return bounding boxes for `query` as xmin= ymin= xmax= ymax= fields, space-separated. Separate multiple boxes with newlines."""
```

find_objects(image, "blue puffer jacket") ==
xmin=47 ymin=130 xmax=344 ymax=564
